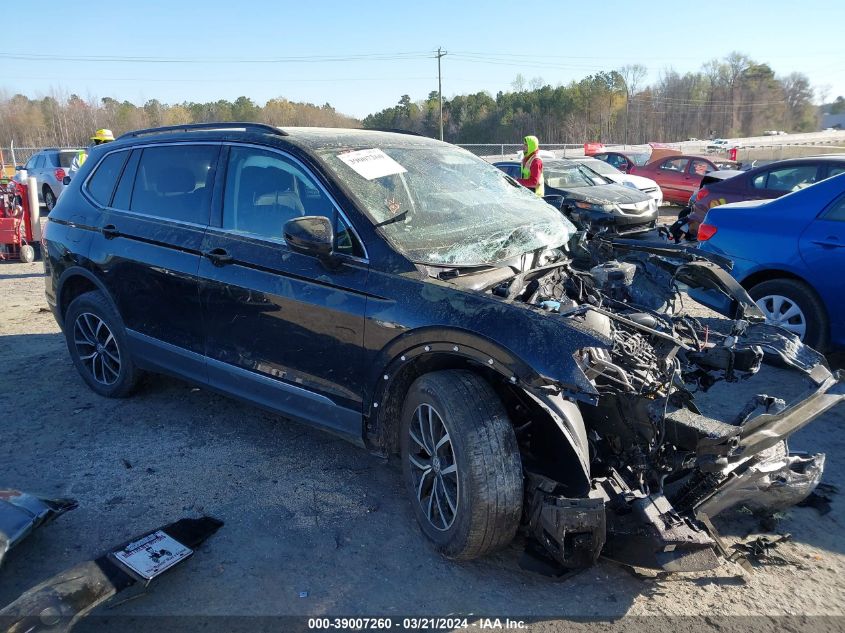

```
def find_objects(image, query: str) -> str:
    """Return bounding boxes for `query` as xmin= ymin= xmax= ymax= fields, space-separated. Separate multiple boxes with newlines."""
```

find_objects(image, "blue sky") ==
xmin=4 ymin=0 xmax=844 ymax=118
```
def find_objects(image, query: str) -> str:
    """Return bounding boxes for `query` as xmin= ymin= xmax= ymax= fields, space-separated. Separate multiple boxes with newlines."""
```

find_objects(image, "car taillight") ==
xmin=695 ymin=187 xmax=709 ymax=201
xmin=55 ymin=168 xmax=65 ymax=182
xmin=697 ymin=222 xmax=718 ymax=241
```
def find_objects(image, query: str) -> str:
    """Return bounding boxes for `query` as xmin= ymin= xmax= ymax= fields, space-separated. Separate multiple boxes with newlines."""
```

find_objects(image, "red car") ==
xmin=630 ymin=155 xmax=719 ymax=205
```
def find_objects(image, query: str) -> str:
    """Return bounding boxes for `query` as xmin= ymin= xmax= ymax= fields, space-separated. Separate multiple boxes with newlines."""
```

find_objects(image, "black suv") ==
xmin=44 ymin=123 xmax=843 ymax=573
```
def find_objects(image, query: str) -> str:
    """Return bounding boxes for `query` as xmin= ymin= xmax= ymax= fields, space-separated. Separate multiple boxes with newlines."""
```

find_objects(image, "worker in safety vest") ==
xmin=68 ymin=129 xmax=115 ymax=180
xmin=516 ymin=135 xmax=544 ymax=196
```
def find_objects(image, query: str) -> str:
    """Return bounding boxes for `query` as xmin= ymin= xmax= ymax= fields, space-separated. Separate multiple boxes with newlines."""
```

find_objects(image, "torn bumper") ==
xmin=697 ymin=445 xmax=825 ymax=518
xmin=527 ymin=473 xmax=720 ymax=572
xmin=697 ymin=367 xmax=845 ymax=471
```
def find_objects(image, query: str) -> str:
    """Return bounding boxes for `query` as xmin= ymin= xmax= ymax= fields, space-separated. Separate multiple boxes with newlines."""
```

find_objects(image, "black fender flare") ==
xmin=367 ymin=328 xmax=591 ymax=483
xmin=55 ymin=265 xmax=117 ymax=328
xmin=367 ymin=327 xmax=545 ymax=414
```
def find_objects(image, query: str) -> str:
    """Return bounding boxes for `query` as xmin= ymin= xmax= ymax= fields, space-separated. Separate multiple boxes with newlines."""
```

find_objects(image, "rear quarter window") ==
xmin=58 ymin=152 xmax=77 ymax=168
xmin=86 ymin=151 xmax=130 ymax=206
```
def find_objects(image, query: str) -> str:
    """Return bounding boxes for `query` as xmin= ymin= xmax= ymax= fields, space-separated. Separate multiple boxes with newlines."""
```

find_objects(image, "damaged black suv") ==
xmin=43 ymin=123 xmax=844 ymax=572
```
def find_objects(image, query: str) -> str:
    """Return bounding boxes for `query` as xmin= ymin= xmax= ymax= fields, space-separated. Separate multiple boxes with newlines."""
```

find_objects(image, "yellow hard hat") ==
xmin=90 ymin=128 xmax=115 ymax=142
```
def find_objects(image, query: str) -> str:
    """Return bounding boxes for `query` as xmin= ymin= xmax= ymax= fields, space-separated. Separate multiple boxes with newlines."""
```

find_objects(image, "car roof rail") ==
xmin=369 ymin=128 xmax=426 ymax=137
xmin=117 ymin=122 xmax=289 ymax=140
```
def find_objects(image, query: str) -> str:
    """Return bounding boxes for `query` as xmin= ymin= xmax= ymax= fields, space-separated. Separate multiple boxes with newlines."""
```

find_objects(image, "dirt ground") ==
xmin=1 ymin=255 xmax=844 ymax=632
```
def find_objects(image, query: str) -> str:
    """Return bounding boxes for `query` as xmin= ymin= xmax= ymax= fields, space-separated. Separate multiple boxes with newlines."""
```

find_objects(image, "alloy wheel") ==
xmin=73 ymin=312 xmax=121 ymax=385
xmin=755 ymin=294 xmax=807 ymax=340
xmin=407 ymin=403 xmax=460 ymax=531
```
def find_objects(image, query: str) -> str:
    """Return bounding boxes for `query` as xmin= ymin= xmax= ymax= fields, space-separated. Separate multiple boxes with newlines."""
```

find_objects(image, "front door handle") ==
xmin=202 ymin=247 xmax=233 ymax=266
xmin=101 ymin=224 xmax=119 ymax=239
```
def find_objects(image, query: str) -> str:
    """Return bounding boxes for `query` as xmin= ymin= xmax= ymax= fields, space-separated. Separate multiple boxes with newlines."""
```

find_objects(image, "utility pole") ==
xmin=436 ymin=47 xmax=447 ymax=141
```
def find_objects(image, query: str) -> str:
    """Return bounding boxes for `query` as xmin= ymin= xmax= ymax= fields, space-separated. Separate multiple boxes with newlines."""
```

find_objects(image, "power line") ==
xmin=0 ymin=51 xmax=434 ymax=64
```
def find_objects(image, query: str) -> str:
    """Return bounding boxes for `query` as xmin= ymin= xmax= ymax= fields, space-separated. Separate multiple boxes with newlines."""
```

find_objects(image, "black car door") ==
xmin=197 ymin=144 xmax=369 ymax=442
xmin=86 ymin=143 xmax=220 ymax=384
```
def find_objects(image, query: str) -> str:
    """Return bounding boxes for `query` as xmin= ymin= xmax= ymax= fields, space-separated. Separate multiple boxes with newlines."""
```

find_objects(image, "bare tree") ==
xmin=619 ymin=64 xmax=647 ymax=145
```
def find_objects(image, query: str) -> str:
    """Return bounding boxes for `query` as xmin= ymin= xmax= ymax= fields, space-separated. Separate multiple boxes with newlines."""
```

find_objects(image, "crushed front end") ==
xmin=491 ymin=235 xmax=844 ymax=572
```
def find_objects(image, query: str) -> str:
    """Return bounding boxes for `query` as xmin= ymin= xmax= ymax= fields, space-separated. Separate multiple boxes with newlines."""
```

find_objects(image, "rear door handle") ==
xmin=101 ymin=224 xmax=119 ymax=239
xmin=202 ymin=247 xmax=233 ymax=266
xmin=812 ymin=237 xmax=844 ymax=249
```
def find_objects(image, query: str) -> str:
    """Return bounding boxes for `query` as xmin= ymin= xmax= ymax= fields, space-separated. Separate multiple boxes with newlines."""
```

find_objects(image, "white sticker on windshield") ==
xmin=337 ymin=148 xmax=407 ymax=180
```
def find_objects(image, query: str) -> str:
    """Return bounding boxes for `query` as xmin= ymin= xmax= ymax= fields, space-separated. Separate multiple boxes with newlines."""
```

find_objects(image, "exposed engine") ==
xmin=484 ymin=236 xmax=840 ymax=572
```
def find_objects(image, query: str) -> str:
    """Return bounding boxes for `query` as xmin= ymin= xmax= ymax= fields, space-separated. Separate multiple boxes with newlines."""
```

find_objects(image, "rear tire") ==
xmin=400 ymin=370 xmax=523 ymax=560
xmin=748 ymin=278 xmax=829 ymax=351
xmin=43 ymin=187 xmax=56 ymax=212
xmin=64 ymin=290 xmax=141 ymax=398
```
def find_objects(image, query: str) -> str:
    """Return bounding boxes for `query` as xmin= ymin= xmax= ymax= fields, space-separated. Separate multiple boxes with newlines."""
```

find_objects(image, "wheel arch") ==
xmin=739 ymin=267 xmax=807 ymax=292
xmin=739 ymin=267 xmax=830 ymax=320
xmin=56 ymin=266 xmax=117 ymax=328
xmin=365 ymin=335 xmax=591 ymax=492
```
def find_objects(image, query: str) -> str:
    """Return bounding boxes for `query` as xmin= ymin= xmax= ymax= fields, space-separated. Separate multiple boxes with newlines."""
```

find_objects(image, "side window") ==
xmin=24 ymin=155 xmax=37 ymax=170
xmin=690 ymin=160 xmax=714 ymax=176
xmin=661 ymin=158 xmax=689 ymax=172
xmin=86 ymin=151 xmax=130 ymax=207
xmin=828 ymin=165 xmax=845 ymax=178
xmin=222 ymin=146 xmax=332 ymax=240
xmin=606 ymin=155 xmax=623 ymax=169
xmin=45 ymin=153 xmax=59 ymax=168
xmin=752 ymin=165 xmax=819 ymax=192
xmin=497 ymin=165 xmax=519 ymax=179
xmin=129 ymin=145 xmax=218 ymax=224
xmin=335 ymin=214 xmax=365 ymax=258
xmin=821 ymin=195 xmax=845 ymax=222
xmin=33 ymin=155 xmax=45 ymax=169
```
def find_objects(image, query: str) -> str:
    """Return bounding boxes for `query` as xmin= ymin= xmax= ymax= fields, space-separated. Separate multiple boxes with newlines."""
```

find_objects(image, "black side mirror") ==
xmin=14 ymin=165 xmax=23 ymax=171
xmin=284 ymin=216 xmax=334 ymax=259
xmin=62 ymin=176 xmax=71 ymax=185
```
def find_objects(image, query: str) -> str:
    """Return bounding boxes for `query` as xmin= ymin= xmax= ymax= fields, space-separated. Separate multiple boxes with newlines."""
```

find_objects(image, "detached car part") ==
xmin=0 ymin=516 xmax=223 ymax=633
xmin=0 ymin=490 xmax=77 ymax=569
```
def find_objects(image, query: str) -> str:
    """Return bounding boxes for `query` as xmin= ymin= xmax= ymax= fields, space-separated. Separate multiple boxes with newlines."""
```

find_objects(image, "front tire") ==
xmin=400 ymin=370 xmax=523 ymax=560
xmin=748 ymin=278 xmax=829 ymax=351
xmin=64 ymin=290 xmax=141 ymax=397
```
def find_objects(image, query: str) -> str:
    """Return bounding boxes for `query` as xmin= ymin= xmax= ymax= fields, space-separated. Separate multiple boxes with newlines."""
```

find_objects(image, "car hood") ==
xmin=607 ymin=174 xmax=659 ymax=190
xmin=548 ymin=182 xmax=652 ymax=205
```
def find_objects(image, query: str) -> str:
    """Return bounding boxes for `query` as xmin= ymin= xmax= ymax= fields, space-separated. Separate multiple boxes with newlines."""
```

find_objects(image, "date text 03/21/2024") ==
xmin=307 ymin=618 xmax=527 ymax=630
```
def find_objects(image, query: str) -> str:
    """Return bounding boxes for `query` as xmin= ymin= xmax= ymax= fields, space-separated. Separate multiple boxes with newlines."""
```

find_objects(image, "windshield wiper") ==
xmin=374 ymin=209 xmax=409 ymax=228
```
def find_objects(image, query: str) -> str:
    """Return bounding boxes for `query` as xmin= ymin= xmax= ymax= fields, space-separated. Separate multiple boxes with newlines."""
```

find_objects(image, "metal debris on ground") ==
xmin=0 ymin=490 xmax=78 ymax=568
xmin=0 ymin=515 xmax=223 ymax=633
xmin=729 ymin=534 xmax=805 ymax=569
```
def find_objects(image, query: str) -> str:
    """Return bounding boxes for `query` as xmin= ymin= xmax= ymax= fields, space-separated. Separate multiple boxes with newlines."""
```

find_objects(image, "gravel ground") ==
xmin=1 ymin=256 xmax=844 ymax=632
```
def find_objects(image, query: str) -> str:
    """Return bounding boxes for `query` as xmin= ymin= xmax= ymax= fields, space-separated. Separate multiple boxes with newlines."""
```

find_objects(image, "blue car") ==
xmin=695 ymin=172 xmax=845 ymax=351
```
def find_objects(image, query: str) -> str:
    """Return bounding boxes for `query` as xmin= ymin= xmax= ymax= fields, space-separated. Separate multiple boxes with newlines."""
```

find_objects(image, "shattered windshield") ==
xmin=317 ymin=144 xmax=575 ymax=266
